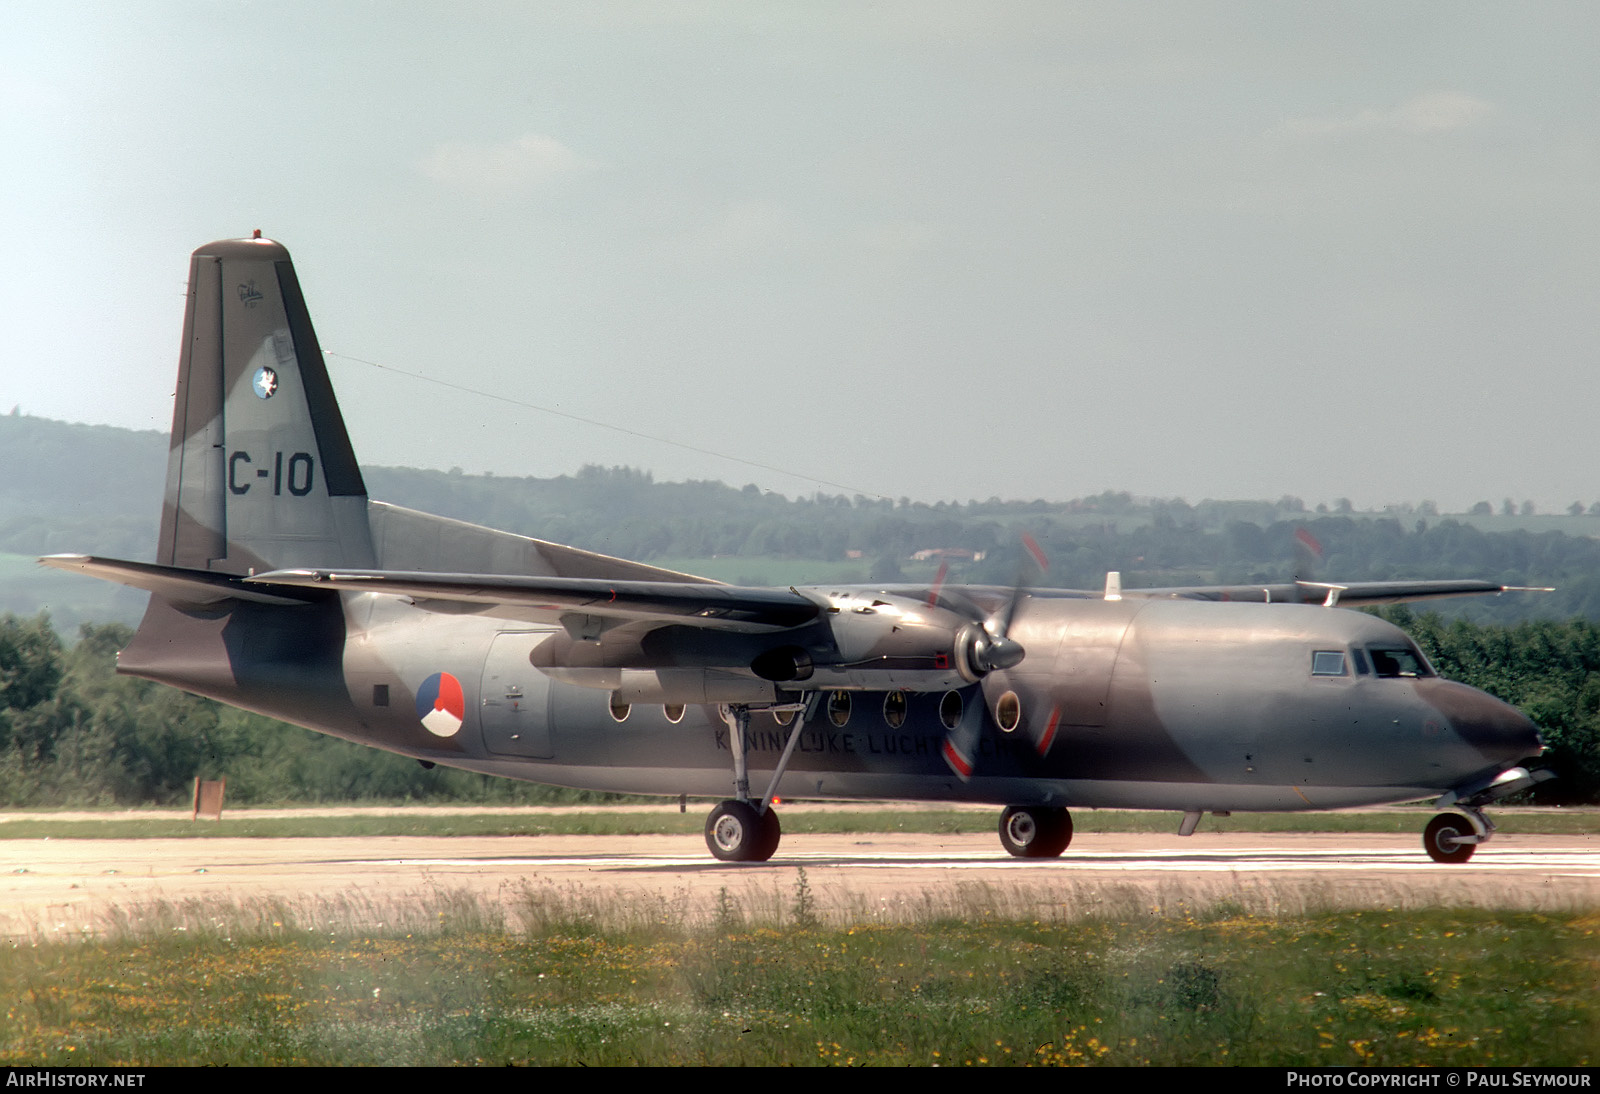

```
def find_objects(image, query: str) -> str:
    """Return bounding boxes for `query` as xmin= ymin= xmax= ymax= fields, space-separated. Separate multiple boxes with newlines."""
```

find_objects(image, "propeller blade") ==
xmin=1034 ymin=704 xmax=1062 ymax=757
xmin=1021 ymin=531 xmax=1050 ymax=574
xmin=1292 ymin=525 xmax=1324 ymax=603
xmin=940 ymin=684 xmax=986 ymax=781
xmin=926 ymin=560 xmax=949 ymax=609
xmin=939 ymin=533 xmax=1053 ymax=777
xmin=988 ymin=530 xmax=1050 ymax=655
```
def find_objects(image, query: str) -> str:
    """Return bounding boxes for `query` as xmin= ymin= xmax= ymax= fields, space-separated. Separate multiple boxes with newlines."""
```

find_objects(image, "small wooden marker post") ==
xmin=192 ymin=777 xmax=226 ymax=820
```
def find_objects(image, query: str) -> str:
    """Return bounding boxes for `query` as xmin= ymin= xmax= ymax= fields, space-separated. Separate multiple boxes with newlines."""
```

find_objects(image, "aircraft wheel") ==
xmin=999 ymin=806 xmax=1072 ymax=858
xmin=755 ymin=807 xmax=782 ymax=861
xmin=1423 ymin=813 xmax=1476 ymax=864
xmin=705 ymin=800 xmax=779 ymax=862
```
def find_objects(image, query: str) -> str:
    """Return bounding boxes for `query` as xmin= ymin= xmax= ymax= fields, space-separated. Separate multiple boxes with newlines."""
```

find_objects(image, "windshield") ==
xmin=1368 ymin=645 xmax=1433 ymax=678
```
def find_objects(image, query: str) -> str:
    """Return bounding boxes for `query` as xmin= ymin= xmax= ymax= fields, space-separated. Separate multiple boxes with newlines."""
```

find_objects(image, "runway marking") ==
xmin=355 ymin=848 xmax=1600 ymax=875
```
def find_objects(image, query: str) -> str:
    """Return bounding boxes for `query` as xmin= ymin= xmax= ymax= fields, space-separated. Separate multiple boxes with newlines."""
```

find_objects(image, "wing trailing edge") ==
xmin=250 ymin=568 xmax=822 ymax=632
xmin=1116 ymin=578 xmax=1550 ymax=606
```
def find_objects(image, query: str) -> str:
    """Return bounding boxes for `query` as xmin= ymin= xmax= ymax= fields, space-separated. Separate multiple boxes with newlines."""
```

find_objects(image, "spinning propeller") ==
xmin=938 ymin=532 xmax=1049 ymax=780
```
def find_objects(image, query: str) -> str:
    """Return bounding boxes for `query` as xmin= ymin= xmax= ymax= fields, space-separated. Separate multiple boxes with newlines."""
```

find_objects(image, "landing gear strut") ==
xmin=998 ymin=805 xmax=1073 ymax=858
xmin=704 ymin=700 xmax=809 ymax=863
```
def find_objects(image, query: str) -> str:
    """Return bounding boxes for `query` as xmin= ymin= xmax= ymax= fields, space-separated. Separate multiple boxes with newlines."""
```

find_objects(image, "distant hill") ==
xmin=0 ymin=412 xmax=166 ymax=560
xmin=4 ymin=411 xmax=1600 ymax=632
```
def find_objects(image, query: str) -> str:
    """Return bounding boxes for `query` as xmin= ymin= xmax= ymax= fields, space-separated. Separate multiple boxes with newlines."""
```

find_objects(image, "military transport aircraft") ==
xmin=42 ymin=237 xmax=1547 ymax=864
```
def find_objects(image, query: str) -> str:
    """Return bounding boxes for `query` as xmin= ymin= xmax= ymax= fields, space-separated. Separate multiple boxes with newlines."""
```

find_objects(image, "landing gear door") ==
xmin=480 ymin=631 xmax=555 ymax=758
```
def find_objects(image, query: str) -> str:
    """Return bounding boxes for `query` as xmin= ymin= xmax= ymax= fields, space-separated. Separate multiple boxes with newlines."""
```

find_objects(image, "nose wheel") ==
xmin=1423 ymin=811 xmax=1481 ymax=864
xmin=705 ymin=799 xmax=782 ymax=862
xmin=998 ymin=805 xmax=1073 ymax=858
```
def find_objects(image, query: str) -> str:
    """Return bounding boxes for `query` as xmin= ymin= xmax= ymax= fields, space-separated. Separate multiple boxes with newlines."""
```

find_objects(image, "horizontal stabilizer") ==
xmin=251 ymin=568 xmax=821 ymax=632
xmin=39 ymin=554 xmax=327 ymax=607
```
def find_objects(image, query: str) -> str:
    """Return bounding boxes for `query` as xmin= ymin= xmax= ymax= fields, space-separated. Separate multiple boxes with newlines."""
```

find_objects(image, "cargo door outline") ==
xmin=480 ymin=631 xmax=555 ymax=758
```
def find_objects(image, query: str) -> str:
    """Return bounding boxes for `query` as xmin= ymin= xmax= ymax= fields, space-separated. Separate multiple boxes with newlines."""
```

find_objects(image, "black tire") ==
xmin=999 ymin=806 xmax=1072 ymax=858
xmin=755 ymin=807 xmax=782 ymax=861
xmin=705 ymin=800 xmax=780 ymax=862
xmin=1423 ymin=813 xmax=1476 ymax=864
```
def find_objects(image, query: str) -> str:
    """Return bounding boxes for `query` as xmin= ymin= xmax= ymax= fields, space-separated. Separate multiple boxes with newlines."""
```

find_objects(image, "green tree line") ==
xmin=9 ymin=413 xmax=1600 ymax=627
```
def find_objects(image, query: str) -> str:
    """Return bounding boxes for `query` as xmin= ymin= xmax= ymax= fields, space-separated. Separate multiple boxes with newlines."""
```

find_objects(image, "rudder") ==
xmin=158 ymin=237 xmax=375 ymax=574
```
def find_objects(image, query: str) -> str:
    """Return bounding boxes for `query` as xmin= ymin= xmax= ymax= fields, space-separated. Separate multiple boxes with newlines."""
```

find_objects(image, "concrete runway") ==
xmin=3 ymin=829 xmax=1597 ymax=938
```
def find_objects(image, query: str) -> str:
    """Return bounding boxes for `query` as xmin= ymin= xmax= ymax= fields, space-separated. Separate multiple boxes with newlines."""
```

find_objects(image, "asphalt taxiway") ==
xmin=3 ymin=830 xmax=1596 ymax=939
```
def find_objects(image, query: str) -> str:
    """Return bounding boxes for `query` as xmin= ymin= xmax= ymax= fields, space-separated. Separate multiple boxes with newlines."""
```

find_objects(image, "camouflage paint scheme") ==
xmin=43 ymin=239 xmax=1543 ymax=862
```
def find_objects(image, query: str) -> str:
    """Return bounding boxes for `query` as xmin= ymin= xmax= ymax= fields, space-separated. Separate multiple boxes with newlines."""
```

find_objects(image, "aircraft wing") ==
xmin=250 ymin=568 xmax=822 ymax=633
xmin=1117 ymin=579 xmax=1549 ymax=607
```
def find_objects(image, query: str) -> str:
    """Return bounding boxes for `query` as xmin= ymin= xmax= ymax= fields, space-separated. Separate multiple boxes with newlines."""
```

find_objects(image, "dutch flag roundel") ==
xmin=416 ymin=672 xmax=465 ymax=738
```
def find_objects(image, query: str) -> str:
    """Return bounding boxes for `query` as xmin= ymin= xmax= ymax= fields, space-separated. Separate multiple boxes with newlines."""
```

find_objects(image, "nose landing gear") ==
xmin=1423 ymin=811 xmax=1482 ymax=864
xmin=1422 ymin=765 xmax=1554 ymax=864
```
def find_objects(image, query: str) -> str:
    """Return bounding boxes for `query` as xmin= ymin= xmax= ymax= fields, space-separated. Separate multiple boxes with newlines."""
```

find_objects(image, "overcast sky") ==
xmin=4 ymin=2 xmax=1597 ymax=512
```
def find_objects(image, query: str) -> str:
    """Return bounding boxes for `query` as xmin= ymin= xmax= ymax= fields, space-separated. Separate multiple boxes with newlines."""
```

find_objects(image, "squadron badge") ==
xmin=252 ymin=366 xmax=279 ymax=399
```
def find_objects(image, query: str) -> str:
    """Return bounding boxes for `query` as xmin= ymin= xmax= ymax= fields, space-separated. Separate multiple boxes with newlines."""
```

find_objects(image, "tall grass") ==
xmin=1 ymin=881 xmax=1594 ymax=1066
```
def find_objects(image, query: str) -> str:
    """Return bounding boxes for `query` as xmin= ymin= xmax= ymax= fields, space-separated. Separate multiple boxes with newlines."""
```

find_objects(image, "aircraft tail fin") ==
xmin=159 ymin=237 xmax=375 ymax=574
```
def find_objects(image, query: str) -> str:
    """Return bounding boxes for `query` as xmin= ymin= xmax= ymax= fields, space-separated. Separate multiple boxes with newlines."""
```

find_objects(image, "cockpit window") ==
xmin=1311 ymin=650 xmax=1348 ymax=676
xmin=1368 ymin=646 xmax=1433 ymax=678
xmin=1350 ymin=648 xmax=1371 ymax=675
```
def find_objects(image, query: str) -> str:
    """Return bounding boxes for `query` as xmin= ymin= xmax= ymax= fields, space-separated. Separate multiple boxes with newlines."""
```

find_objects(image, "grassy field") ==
xmin=0 ymin=881 xmax=1593 ymax=1066
xmin=1 ymin=805 xmax=1596 ymax=840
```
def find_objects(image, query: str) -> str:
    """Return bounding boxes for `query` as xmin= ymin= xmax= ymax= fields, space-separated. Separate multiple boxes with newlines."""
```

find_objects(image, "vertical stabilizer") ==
xmin=157 ymin=237 xmax=375 ymax=574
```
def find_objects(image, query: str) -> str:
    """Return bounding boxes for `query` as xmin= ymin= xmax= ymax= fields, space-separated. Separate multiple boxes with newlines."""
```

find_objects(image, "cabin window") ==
xmin=609 ymin=694 xmax=631 ymax=722
xmin=1368 ymin=646 xmax=1433 ymax=678
xmin=995 ymin=691 xmax=1022 ymax=731
xmin=882 ymin=691 xmax=908 ymax=729
xmin=772 ymin=707 xmax=795 ymax=727
xmin=1311 ymin=651 xmax=1348 ymax=676
xmin=827 ymin=690 xmax=852 ymax=727
xmin=663 ymin=704 xmax=685 ymax=724
xmin=939 ymin=690 xmax=963 ymax=730
xmin=372 ymin=684 xmax=389 ymax=707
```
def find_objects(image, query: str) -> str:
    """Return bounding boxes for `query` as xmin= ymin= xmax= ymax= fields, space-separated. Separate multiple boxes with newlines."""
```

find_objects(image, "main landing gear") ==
xmin=998 ymin=805 xmax=1073 ymax=858
xmin=704 ymin=701 xmax=809 ymax=863
xmin=705 ymin=799 xmax=782 ymax=862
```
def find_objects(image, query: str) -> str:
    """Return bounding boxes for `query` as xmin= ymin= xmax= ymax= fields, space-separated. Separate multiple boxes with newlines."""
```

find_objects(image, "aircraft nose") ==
xmin=1427 ymin=680 xmax=1543 ymax=763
